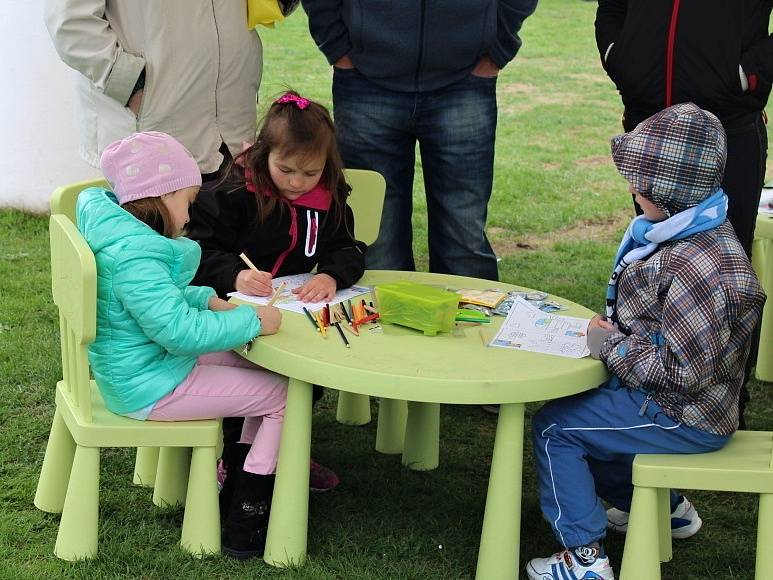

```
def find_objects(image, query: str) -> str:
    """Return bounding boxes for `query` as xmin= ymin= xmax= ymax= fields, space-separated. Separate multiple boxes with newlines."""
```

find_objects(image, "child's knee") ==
xmin=532 ymin=401 xmax=560 ymax=436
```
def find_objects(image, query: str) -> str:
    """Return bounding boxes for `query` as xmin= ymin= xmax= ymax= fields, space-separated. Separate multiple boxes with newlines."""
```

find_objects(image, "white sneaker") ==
xmin=607 ymin=496 xmax=702 ymax=539
xmin=526 ymin=547 xmax=615 ymax=580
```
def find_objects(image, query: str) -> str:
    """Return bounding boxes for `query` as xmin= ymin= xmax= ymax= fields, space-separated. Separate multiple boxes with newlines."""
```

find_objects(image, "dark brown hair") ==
xmin=122 ymin=197 xmax=174 ymax=237
xmin=221 ymin=91 xmax=352 ymax=233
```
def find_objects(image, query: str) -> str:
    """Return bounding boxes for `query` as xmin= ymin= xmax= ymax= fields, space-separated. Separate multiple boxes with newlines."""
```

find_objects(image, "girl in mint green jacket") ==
xmin=78 ymin=132 xmax=287 ymax=560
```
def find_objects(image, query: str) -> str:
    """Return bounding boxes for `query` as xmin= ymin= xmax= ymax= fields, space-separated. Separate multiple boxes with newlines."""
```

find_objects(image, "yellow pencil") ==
xmin=239 ymin=252 xmax=263 ymax=274
xmin=267 ymin=281 xmax=287 ymax=306
xmin=314 ymin=311 xmax=328 ymax=338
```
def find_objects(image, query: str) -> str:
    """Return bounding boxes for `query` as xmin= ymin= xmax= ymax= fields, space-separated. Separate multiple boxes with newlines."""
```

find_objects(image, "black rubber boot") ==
xmin=222 ymin=471 xmax=275 ymax=560
xmin=219 ymin=443 xmax=251 ymax=520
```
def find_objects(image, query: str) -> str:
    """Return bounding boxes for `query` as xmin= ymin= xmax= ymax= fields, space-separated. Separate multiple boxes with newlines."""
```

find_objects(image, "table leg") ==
xmin=475 ymin=402 xmax=524 ymax=580
xmin=264 ymin=377 xmax=312 ymax=567
xmin=376 ymin=398 xmax=408 ymax=454
xmin=336 ymin=392 xmax=372 ymax=425
xmin=401 ymin=401 xmax=440 ymax=471
xmin=752 ymin=237 xmax=773 ymax=381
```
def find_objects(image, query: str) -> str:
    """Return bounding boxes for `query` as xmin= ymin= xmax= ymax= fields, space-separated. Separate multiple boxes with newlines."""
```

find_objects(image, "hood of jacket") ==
xmin=77 ymin=187 xmax=201 ymax=282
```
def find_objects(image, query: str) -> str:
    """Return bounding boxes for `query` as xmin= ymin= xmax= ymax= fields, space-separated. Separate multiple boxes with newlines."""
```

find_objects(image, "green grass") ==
xmin=1 ymin=1 xmax=771 ymax=578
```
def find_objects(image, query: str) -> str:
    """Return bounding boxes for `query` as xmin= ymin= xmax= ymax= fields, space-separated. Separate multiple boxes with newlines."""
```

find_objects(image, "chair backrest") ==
xmin=50 ymin=178 xmax=109 ymax=223
xmin=344 ymin=169 xmax=386 ymax=246
xmin=50 ymin=214 xmax=97 ymax=423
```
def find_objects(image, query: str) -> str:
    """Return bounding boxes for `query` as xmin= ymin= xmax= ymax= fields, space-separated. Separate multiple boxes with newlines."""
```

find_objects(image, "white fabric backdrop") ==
xmin=0 ymin=0 xmax=99 ymax=213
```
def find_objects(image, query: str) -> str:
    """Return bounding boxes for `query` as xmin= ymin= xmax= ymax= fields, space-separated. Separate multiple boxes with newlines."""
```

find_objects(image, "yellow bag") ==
xmin=247 ymin=0 xmax=285 ymax=29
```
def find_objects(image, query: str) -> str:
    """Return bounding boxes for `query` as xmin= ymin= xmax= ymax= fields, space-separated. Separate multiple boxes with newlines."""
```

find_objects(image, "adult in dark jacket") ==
xmin=302 ymin=0 xmax=538 ymax=281
xmin=596 ymin=0 xmax=772 ymax=257
xmin=595 ymin=0 xmax=772 ymax=429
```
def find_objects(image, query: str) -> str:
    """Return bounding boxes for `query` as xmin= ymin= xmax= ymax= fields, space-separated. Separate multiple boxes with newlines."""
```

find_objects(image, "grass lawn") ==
xmin=1 ymin=1 xmax=771 ymax=578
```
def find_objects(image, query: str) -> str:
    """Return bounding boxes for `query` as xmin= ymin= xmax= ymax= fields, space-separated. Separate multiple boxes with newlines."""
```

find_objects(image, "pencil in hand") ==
xmin=267 ymin=281 xmax=287 ymax=306
xmin=239 ymin=252 xmax=262 ymax=273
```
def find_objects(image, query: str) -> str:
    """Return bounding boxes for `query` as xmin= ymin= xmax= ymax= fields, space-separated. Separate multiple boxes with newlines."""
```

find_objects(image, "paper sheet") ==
xmin=489 ymin=297 xmax=591 ymax=358
xmin=228 ymin=273 xmax=370 ymax=314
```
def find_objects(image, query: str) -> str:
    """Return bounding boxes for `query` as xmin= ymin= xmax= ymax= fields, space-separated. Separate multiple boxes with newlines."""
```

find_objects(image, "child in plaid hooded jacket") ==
xmin=526 ymin=103 xmax=766 ymax=580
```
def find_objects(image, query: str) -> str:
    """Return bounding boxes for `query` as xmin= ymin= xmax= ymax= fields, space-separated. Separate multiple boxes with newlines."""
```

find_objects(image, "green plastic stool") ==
xmin=620 ymin=430 xmax=773 ymax=579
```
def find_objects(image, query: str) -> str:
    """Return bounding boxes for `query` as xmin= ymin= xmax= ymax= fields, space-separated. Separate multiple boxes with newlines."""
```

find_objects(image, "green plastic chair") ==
xmin=331 ymin=170 xmax=389 ymax=428
xmin=752 ymin=215 xmax=773 ymax=382
xmin=34 ymin=215 xmax=221 ymax=560
xmin=620 ymin=430 xmax=773 ymax=579
xmin=47 ymin=170 xmax=390 ymax=473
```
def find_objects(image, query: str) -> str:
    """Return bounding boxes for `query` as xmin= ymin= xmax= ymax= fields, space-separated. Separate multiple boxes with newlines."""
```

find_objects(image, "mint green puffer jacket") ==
xmin=76 ymin=187 xmax=261 ymax=415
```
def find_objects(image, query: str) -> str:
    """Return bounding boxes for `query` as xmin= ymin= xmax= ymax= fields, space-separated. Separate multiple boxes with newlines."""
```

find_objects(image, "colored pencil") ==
xmin=267 ymin=281 xmax=287 ymax=306
xmin=334 ymin=311 xmax=359 ymax=336
xmin=314 ymin=312 xmax=328 ymax=337
xmin=302 ymin=306 xmax=320 ymax=332
xmin=239 ymin=252 xmax=263 ymax=274
xmin=333 ymin=322 xmax=350 ymax=348
xmin=339 ymin=303 xmax=351 ymax=324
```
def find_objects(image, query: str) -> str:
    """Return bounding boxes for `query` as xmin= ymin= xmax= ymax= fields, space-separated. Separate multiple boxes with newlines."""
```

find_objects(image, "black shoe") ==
xmin=222 ymin=471 xmax=275 ymax=560
xmin=219 ymin=443 xmax=251 ymax=520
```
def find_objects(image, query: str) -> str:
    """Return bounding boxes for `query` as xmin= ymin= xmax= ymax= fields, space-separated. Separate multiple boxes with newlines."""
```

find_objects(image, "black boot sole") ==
xmin=222 ymin=545 xmax=264 ymax=560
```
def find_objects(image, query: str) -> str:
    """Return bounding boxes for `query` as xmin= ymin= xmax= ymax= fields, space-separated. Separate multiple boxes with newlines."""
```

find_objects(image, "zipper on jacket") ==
xmin=664 ymin=0 xmax=682 ymax=107
xmin=414 ymin=0 xmax=427 ymax=91
xmin=210 ymin=0 xmax=221 ymax=118
xmin=638 ymin=393 xmax=653 ymax=417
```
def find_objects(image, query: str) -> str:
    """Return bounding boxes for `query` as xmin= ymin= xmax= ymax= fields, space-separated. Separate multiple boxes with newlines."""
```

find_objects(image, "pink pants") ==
xmin=149 ymin=351 xmax=288 ymax=475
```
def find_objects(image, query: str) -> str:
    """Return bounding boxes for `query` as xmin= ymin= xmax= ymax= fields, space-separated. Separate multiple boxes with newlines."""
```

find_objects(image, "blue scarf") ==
xmin=605 ymin=189 xmax=728 ymax=321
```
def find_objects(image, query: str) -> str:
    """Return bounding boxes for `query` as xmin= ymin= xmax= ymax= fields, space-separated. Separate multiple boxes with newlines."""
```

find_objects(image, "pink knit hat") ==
xmin=100 ymin=131 xmax=202 ymax=205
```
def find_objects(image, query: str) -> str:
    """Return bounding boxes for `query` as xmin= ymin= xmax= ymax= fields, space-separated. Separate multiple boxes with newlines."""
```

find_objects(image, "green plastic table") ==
xmin=237 ymin=271 xmax=608 ymax=578
xmin=753 ymin=214 xmax=773 ymax=382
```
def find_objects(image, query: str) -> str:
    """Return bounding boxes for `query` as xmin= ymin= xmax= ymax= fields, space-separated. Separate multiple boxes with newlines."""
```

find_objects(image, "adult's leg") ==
xmin=332 ymin=68 xmax=418 ymax=270
xmin=531 ymin=387 xmax=728 ymax=548
xmin=722 ymin=113 xmax=767 ymax=429
xmin=149 ymin=351 xmax=288 ymax=475
xmin=416 ymin=74 xmax=499 ymax=280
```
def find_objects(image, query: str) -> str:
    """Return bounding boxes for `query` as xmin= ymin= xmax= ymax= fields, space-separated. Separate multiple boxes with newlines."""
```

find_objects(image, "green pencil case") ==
xmin=374 ymin=280 xmax=460 ymax=336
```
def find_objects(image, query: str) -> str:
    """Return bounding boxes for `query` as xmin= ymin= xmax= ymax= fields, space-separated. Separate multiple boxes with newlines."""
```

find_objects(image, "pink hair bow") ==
xmin=275 ymin=93 xmax=310 ymax=110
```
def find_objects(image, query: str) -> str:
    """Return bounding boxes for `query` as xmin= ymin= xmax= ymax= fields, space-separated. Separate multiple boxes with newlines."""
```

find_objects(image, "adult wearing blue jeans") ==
xmin=302 ymin=0 xmax=538 ymax=280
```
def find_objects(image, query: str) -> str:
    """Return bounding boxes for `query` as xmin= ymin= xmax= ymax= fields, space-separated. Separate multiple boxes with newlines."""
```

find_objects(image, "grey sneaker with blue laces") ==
xmin=606 ymin=495 xmax=702 ymax=539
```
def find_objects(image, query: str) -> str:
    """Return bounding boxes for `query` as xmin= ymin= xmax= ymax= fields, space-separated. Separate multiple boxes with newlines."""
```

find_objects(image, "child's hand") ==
xmin=236 ymin=269 xmax=273 ymax=296
xmin=208 ymin=296 xmax=237 ymax=312
xmin=588 ymin=314 xmax=616 ymax=332
xmin=587 ymin=315 xmax=619 ymax=359
xmin=256 ymin=305 xmax=282 ymax=335
xmin=292 ymin=273 xmax=337 ymax=303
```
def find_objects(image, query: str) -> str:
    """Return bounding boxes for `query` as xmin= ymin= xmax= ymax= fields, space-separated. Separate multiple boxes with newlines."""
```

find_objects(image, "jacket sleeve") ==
xmin=741 ymin=31 xmax=773 ymax=90
xmin=188 ymin=188 xmax=251 ymax=298
xmin=487 ymin=0 xmax=539 ymax=69
xmin=301 ymin=0 xmax=351 ymax=65
xmin=183 ymin=286 xmax=217 ymax=310
xmin=595 ymin=0 xmax=627 ymax=63
xmin=599 ymin=262 xmax=731 ymax=397
xmin=43 ymin=0 xmax=145 ymax=105
xmin=113 ymin=251 xmax=261 ymax=357
xmin=316 ymin=205 xmax=367 ymax=288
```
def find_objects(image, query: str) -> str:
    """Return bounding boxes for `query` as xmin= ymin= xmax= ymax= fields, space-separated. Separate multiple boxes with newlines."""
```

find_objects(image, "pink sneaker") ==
xmin=310 ymin=459 xmax=340 ymax=492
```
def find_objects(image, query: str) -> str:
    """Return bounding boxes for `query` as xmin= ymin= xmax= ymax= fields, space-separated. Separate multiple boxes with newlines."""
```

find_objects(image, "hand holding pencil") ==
xmin=236 ymin=253 xmax=273 ymax=296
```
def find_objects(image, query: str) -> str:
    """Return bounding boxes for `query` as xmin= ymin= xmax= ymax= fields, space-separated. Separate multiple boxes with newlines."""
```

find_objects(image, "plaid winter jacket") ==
xmin=599 ymin=221 xmax=765 ymax=435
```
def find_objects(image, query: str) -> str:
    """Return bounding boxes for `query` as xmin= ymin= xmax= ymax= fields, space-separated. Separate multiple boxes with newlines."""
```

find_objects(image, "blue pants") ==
xmin=332 ymin=68 xmax=499 ymax=280
xmin=532 ymin=386 xmax=730 ymax=548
